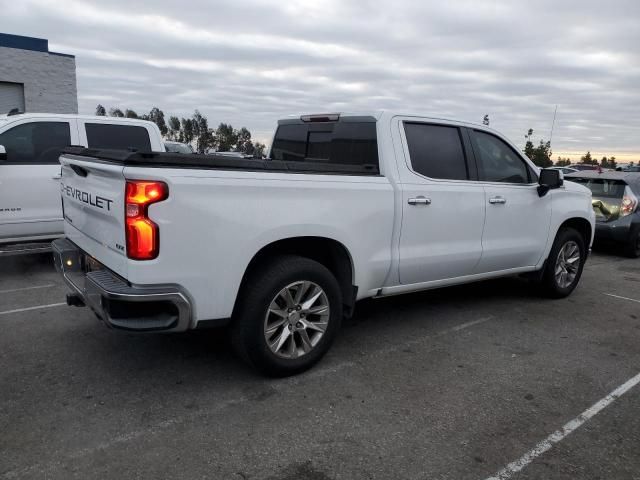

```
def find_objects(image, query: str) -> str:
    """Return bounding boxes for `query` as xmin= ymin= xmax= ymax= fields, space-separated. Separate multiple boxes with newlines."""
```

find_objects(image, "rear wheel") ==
xmin=230 ymin=255 xmax=342 ymax=377
xmin=624 ymin=226 xmax=640 ymax=258
xmin=540 ymin=227 xmax=586 ymax=298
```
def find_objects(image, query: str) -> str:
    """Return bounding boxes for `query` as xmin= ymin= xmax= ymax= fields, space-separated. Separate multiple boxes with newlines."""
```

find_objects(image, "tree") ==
xmin=555 ymin=156 xmax=571 ymax=167
xmin=524 ymin=128 xmax=535 ymax=160
xmin=581 ymin=151 xmax=594 ymax=165
xmin=523 ymin=129 xmax=552 ymax=167
xmin=483 ymin=114 xmax=490 ymax=126
xmin=167 ymin=116 xmax=181 ymax=141
xmin=124 ymin=109 xmax=139 ymax=119
xmin=95 ymin=104 xmax=106 ymax=116
xmin=148 ymin=107 xmax=167 ymax=137
xmin=109 ymin=108 xmax=124 ymax=117
xmin=236 ymin=127 xmax=253 ymax=153
xmin=215 ymin=123 xmax=237 ymax=152
xmin=253 ymin=142 xmax=267 ymax=158
xmin=610 ymin=156 xmax=617 ymax=169
xmin=531 ymin=140 xmax=552 ymax=168
xmin=181 ymin=118 xmax=194 ymax=145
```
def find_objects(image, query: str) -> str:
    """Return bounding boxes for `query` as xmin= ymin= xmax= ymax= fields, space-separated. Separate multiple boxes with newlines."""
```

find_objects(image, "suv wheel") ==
xmin=540 ymin=227 xmax=586 ymax=298
xmin=231 ymin=255 xmax=342 ymax=377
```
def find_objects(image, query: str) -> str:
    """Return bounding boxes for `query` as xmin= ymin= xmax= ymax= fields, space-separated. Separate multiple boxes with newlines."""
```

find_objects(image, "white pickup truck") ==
xmin=52 ymin=112 xmax=595 ymax=376
xmin=0 ymin=113 xmax=165 ymax=255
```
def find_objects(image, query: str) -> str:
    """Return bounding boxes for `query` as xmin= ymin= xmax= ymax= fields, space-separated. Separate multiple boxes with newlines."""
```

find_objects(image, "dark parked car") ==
xmin=566 ymin=172 xmax=640 ymax=257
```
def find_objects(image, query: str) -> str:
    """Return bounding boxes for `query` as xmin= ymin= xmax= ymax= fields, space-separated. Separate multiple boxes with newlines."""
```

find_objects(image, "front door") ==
xmin=0 ymin=119 xmax=74 ymax=241
xmin=469 ymin=129 xmax=552 ymax=272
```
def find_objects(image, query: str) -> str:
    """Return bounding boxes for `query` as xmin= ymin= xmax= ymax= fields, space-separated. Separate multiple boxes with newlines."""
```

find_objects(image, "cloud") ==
xmin=1 ymin=0 xmax=639 ymax=157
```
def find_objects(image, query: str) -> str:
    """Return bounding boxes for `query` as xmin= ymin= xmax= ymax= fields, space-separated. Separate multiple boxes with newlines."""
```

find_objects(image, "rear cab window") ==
xmin=85 ymin=123 xmax=151 ymax=152
xmin=269 ymin=119 xmax=379 ymax=174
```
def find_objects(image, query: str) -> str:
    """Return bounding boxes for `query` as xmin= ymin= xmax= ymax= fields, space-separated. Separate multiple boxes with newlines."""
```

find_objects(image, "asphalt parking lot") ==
xmin=1 ymin=249 xmax=639 ymax=480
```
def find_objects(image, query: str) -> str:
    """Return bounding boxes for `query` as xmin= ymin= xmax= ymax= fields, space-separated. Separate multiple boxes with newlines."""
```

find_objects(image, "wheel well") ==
xmin=237 ymin=237 xmax=357 ymax=317
xmin=558 ymin=217 xmax=592 ymax=248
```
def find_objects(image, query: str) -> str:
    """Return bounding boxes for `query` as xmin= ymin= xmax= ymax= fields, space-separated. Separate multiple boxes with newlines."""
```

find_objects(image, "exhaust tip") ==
xmin=66 ymin=293 xmax=85 ymax=307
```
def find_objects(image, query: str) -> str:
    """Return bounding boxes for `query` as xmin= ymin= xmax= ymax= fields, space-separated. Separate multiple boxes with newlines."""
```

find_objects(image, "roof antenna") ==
xmin=549 ymin=105 xmax=558 ymax=147
xmin=7 ymin=108 xmax=21 ymax=116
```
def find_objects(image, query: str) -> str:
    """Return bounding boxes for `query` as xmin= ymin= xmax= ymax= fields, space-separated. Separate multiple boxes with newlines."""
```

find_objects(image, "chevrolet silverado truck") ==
xmin=52 ymin=112 xmax=595 ymax=376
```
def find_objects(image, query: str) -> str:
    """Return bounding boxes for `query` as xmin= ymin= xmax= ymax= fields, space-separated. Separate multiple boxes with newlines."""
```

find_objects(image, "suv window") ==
xmin=0 ymin=121 xmax=71 ymax=164
xmin=269 ymin=122 xmax=378 ymax=172
xmin=403 ymin=123 xmax=469 ymax=180
xmin=472 ymin=130 xmax=531 ymax=184
xmin=85 ymin=123 xmax=151 ymax=151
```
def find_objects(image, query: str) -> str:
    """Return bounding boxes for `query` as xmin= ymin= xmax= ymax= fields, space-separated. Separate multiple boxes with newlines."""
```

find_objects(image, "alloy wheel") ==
xmin=554 ymin=240 xmax=581 ymax=289
xmin=264 ymin=281 xmax=330 ymax=359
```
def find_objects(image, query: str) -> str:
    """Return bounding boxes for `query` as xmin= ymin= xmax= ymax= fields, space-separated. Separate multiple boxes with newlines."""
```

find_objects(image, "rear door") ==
xmin=469 ymin=129 xmax=552 ymax=272
xmin=0 ymin=118 xmax=77 ymax=241
xmin=397 ymin=120 xmax=485 ymax=284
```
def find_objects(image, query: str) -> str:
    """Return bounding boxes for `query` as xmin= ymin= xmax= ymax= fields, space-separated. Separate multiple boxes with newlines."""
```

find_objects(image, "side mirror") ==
xmin=0 ymin=145 xmax=6 ymax=162
xmin=538 ymin=168 xmax=563 ymax=197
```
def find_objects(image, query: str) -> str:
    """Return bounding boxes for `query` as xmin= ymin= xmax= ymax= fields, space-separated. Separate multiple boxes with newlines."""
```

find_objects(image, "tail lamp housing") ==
xmin=621 ymin=186 xmax=638 ymax=217
xmin=125 ymin=181 xmax=168 ymax=260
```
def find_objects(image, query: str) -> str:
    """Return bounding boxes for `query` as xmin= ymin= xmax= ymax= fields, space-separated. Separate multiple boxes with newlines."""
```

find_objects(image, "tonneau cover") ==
xmin=61 ymin=147 xmax=380 ymax=175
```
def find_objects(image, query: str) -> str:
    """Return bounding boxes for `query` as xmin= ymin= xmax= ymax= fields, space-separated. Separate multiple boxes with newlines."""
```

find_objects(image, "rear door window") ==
xmin=269 ymin=122 xmax=379 ymax=173
xmin=403 ymin=123 xmax=469 ymax=180
xmin=0 ymin=121 xmax=71 ymax=164
xmin=85 ymin=123 xmax=151 ymax=152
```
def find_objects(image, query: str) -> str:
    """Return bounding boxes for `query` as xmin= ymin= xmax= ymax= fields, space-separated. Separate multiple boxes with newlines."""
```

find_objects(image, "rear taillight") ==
xmin=621 ymin=186 xmax=638 ymax=217
xmin=125 ymin=181 xmax=168 ymax=260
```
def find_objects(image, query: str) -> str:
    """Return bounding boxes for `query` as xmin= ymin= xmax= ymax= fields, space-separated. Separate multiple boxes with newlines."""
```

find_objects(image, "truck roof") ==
xmin=280 ymin=110 xmax=500 ymax=132
xmin=0 ymin=112 xmax=158 ymax=125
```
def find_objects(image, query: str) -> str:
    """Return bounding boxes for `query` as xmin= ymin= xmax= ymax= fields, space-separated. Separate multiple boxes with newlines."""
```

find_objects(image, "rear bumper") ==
xmin=594 ymin=217 xmax=637 ymax=244
xmin=52 ymin=238 xmax=192 ymax=332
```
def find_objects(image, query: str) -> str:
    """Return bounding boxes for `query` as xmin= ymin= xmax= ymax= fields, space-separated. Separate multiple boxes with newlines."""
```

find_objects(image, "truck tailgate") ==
xmin=60 ymin=154 xmax=128 ymax=278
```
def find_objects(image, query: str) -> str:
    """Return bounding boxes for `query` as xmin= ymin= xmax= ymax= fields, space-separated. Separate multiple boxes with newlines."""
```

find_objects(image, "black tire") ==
xmin=624 ymin=226 xmax=640 ymax=258
xmin=230 ymin=255 xmax=342 ymax=377
xmin=540 ymin=227 xmax=587 ymax=298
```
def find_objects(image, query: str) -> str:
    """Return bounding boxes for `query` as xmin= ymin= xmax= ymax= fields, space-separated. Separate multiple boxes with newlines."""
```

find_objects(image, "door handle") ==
xmin=408 ymin=196 xmax=431 ymax=206
xmin=489 ymin=196 xmax=506 ymax=205
xmin=52 ymin=175 xmax=62 ymax=180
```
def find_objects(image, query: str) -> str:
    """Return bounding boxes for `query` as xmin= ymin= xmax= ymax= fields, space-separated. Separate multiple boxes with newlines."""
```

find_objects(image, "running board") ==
xmin=0 ymin=242 xmax=52 ymax=257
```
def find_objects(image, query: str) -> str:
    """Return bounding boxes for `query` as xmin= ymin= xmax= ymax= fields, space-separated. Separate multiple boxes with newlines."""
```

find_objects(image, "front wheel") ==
xmin=230 ymin=255 xmax=342 ymax=377
xmin=540 ymin=227 xmax=586 ymax=298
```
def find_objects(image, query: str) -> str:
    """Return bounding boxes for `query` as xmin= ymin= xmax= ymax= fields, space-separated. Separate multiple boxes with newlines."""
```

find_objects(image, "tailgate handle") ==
xmin=70 ymin=165 xmax=88 ymax=177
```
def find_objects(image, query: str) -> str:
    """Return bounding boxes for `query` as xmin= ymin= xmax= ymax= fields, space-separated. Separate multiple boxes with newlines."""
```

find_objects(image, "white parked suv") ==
xmin=52 ymin=111 xmax=595 ymax=376
xmin=0 ymin=113 xmax=165 ymax=255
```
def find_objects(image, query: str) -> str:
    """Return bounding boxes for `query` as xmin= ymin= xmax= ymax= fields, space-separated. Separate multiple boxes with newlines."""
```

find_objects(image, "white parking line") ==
xmin=0 ymin=284 xmax=55 ymax=295
xmin=485 ymin=371 xmax=640 ymax=480
xmin=604 ymin=293 xmax=640 ymax=304
xmin=0 ymin=303 xmax=66 ymax=316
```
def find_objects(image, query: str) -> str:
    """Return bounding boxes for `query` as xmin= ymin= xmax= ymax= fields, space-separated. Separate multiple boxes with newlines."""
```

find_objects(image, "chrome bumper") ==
xmin=52 ymin=238 xmax=192 ymax=332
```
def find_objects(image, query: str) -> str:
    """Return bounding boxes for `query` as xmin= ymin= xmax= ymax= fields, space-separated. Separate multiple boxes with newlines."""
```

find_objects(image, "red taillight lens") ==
xmin=125 ymin=181 xmax=168 ymax=260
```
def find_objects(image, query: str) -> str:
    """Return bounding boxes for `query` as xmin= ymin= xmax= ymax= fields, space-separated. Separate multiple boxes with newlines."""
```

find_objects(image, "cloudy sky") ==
xmin=2 ymin=0 xmax=639 ymax=161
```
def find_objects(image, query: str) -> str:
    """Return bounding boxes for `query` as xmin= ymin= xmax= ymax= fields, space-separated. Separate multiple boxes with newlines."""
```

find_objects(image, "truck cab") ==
xmin=0 ymin=113 xmax=165 ymax=255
